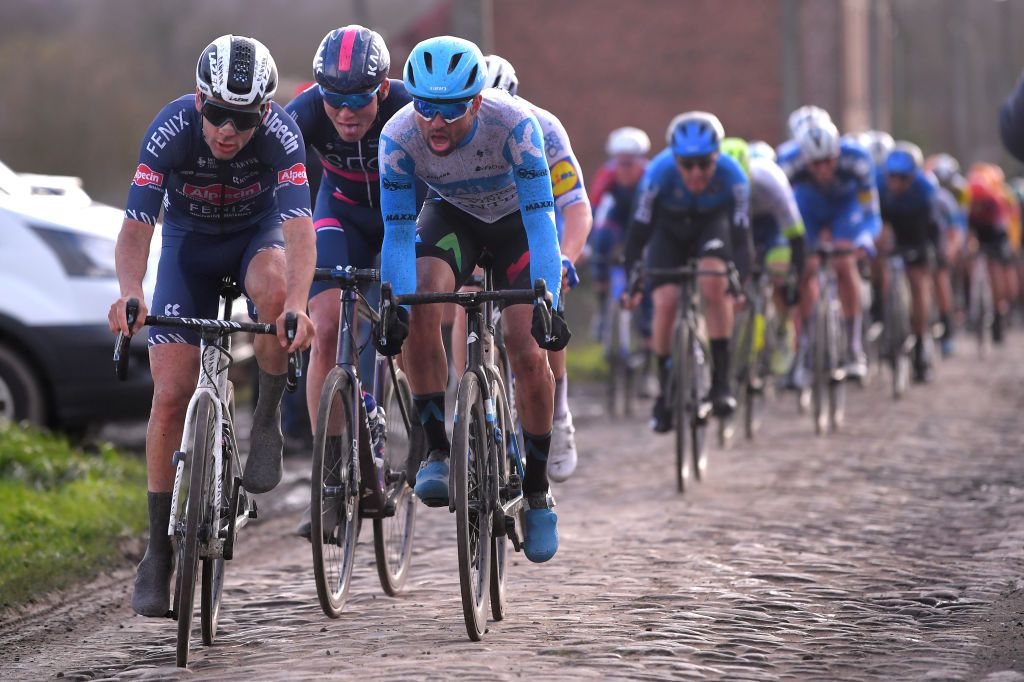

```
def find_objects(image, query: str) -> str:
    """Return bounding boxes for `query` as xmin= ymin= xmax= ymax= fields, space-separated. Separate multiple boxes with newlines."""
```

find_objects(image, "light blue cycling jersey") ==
xmin=378 ymin=87 xmax=562 ymax=306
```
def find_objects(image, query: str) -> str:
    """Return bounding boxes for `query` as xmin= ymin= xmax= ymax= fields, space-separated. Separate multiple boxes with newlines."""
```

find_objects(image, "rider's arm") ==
xmin=541 ymin=112 xmax=592 ymax=264
xmin=378 ymin=129 xmax=419 ymax=301
xmin=758 ymin=158 xmax=806 ymax=275
xmin=725 ymin=159 xmax=753 ymax=281
xmin=855 ymin=153 xmax=883 ymax=238
xmin=623 ymin=164 xmax=661 ymax=277
xmin=560 ymin=201 xmax=592 ymax=265
xmin=504 ymin=114 xmax=562 ymax=308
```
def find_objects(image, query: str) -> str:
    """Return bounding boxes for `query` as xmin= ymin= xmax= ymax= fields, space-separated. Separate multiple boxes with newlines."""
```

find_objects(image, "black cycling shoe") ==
xmin=650 ymin=395 xmax=672 ymax=433
xmin=993 ymin=312 xmax=1005 ymax=345
xmin=708 ymin=380 xmax=737 ymax=417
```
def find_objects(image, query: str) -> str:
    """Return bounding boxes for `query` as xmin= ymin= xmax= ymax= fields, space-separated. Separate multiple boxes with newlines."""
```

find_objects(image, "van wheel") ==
xmin=0 ymin=343 xmax=47 ymax=425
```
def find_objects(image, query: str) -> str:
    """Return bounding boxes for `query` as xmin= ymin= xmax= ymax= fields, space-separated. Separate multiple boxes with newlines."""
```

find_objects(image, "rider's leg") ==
xmin=699 ymin=256 xmax=733 ymax=411
xmin=134 ymin=343 xmax=199 ymax=616
xmin=241 ymin=246 xmax=290 ymax=493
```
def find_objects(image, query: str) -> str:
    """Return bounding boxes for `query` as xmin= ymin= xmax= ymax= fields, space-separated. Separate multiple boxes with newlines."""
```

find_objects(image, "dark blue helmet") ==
xmin=666 ymin=111 xmax=725 ymax=158
xmin=313 ymin=25 xmax=390 ymax=93
xmin=404 ymin=36 xmax=486 ymax=101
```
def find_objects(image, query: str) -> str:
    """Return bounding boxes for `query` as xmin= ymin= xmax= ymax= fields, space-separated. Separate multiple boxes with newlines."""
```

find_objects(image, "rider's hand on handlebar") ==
xmin=276 ymin=309 xmax=314 ymax=352
xmin=621 ymin=291 xmax=642 ymax=310
xmin=374 ymin=305 xmax=409 ymax=357
xmin=531 ymin=303 xmax=571 ymax=351
xmin=108 ymin=294 xmax=147 ymax=336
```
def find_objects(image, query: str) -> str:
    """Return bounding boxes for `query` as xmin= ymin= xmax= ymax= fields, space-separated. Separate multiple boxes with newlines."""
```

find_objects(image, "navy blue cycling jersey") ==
xmin=624 ymin=148 xmax=750 ymax=272
xmin=124 ymin=95 xmax=312 ymax=233
xmin=877 ymin=169 xmax=939 ymax=224
xmin=285 ymin=79 xmax=411 ymax=209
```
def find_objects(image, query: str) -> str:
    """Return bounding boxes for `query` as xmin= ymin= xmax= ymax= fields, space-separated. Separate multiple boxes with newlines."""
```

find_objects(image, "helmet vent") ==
xmin=448 ymin=52 xmax=463 ymax=73
xmin=423 ymin=51 xmax=433 ymax=73
xmin=465 ymin=65 xmax=478 ymax=89
xmin=406 ymin=62 xmax=416 ymax=87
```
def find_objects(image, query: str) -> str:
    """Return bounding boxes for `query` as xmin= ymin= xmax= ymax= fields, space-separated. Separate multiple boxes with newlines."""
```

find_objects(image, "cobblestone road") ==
xmin=3 ymin=341 xmax=1024 ymax=681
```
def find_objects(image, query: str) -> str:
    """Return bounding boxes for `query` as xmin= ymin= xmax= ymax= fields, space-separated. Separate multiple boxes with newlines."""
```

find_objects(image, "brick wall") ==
xmin=492 ymin=0 xmax=786 ymax=182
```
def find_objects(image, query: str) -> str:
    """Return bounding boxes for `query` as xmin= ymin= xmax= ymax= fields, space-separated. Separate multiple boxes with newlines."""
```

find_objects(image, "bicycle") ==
xmin=381 ymin=273 xmax=551 ymax=641
xmin=605 ymin=264 xmax=642 ymax=418
xmin=967 ymin=250 xmax=994 ymax=358
xmin=308 ymin=266 xmax=420 ymax=618
xmin=730 ymin=267 xmax=777 ymax=440
xmin=643 ymin=264 xmax=735 ymax=493
xmin=806 ymin=244 xmax=850 ymax=436
xmin=879 ymin=252 xmax=913 ymax=399
xmin=112 ymin=280 xmax=301 ymax=668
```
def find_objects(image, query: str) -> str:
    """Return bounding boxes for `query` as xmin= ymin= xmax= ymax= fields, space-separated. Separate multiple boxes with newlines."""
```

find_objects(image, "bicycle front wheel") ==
xmin=201 ymin=385 xmax=234 ymax=645
xmin=688 ymin=328 xmax=710 ymax=481
xmin=452 ymin=371 xmax=492 ymax=640
xmin=811 ymin=302 xmax=829 ymax=436
xmin=176 ymin=393 xmax=216 ymax=667
xmin=311 ymin=367 xmax=360 ymax=618
xmin=671 ymin=321 xmax=690 ymax=493
xmin=489 ymin=370 xmax=517 ymax=622
xmin=373 ymin=365 xmax=417 ymax=596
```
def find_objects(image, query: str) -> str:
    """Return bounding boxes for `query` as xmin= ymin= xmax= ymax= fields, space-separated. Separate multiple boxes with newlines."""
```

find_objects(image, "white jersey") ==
xmin=749 ymin=156 xmax=804 ymax=237
xmin=526 ymin=100 xmax=588 ymax=214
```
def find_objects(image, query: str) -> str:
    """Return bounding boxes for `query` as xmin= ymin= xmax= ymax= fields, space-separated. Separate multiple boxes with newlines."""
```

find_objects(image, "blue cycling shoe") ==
xmin=414 ymin=450 xmax=450 ymax=507
xmin=523 ymin=493 xmax=558 ymax=563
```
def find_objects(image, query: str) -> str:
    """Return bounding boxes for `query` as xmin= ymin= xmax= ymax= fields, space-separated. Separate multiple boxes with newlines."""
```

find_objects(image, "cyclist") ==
xmin=788 ymin=117 xmax=881 ymax=384
xmin=446 ymin=54 xmax=591 ymax=483
xmin=720 ymin=137 xmax=807 ymax=379
xmin=622 ymin=112 xmax=752 ymax=430
xmin=859 ymin=130 xmax=896 ymax=169
xmin=877 ymin=142 xmax=943 ymax=381
xmin=777 ymin=105 xmax=832 ymax=179
xmin=967 ymin=165 xmax=1014 ymax=343
xmin=375 ymin=36 xmax=567 ymax=563
xmin=285 ymin=26 xmax=418 ymax=537
xmin=107 ymin=35 xmax=315 ymax=617
xmin=589 ymin=127 xmax=652 ymax=338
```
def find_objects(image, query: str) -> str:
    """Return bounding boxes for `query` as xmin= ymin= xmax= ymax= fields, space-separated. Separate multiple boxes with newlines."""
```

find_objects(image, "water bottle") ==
xmin=363 ymin=392 xmax=387 ymax=489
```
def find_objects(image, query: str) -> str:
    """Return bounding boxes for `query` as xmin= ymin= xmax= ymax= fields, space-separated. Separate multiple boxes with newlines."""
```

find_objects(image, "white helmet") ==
xmin=797 ymin=120 xmax=841 ymax=162
xmin=858 ymin=130 xmax=895 ymax=166
xmin=484 ymin=54 xmax=518 ymax=96
xmin=787 ymin=105 xmax=832 ymax=138
xmin=748 ymin=140 xmax=776 ymax=162
xmin=196 ymin=35 xmax=278 ymax=107
xmin=606 ymin=126 xmax=651 ymax=156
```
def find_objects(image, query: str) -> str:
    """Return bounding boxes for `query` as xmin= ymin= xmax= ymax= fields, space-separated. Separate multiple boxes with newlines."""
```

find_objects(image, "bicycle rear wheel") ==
xmin=826 ymin=296 xmax=847 ymax=432
xmin=452 ymin=371 xmax=492 ymax=640
xmin=176 ymin=393 xmax=216 ymax=668
xmin=311 ymin=367 xmax=360 ymax=618
xmin=671 ymin=321 xmax=690 ymax=493
xmin=606 ymin=302 xmax=622 ymax=417
xmin=886 ymin=278 xmax=911 ymax=399
xmin=811 ymin=303 xmax=829 ymax=436
xmin=373 ymin=366 xmax=417 ymax=596
xmin=489 ymin=372 xmax=517 ymax=621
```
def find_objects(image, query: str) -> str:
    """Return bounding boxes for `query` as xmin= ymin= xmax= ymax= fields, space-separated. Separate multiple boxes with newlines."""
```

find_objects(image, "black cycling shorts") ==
xmin=645 ymin=210 xmax=732 ymax=287
xmin=977 ymin=229 xmax=1014 ymax=264
xmin=414 ymin=195 xmax=534 ymax=291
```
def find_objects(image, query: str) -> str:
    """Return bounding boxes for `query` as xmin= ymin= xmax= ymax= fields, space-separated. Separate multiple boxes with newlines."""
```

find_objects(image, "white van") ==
xmin=0 ymin=160 xmax=156 ymax=431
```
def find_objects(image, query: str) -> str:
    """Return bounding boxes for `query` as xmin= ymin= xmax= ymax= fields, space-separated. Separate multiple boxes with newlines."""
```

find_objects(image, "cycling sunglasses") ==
xmin=676 ymin=155 xmax=715 ymax=171
xmin=200 ymin=97 xmax=265 ymax=131
xmin=412 ymin=97 xmax=473 ymax=123
xmin=320 ymin=83 xmax=381 ymax=110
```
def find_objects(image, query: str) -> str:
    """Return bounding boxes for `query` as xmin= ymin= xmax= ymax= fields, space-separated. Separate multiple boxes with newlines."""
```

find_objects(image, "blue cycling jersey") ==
xmin=877 ymin=169 xmax=939 ymax=225
xmin=285 ymin=79 xmax=411 ymax=209
xmin=789 ymin=140 xmax=881 ymax=243
xmin=125 ymin=95 xmax=312 ymax=233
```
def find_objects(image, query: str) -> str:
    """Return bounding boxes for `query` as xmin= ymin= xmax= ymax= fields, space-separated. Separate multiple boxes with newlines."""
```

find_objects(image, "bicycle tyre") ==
xmin=311 ymin=367 xmax=360 ymax=618
xmin=452 ymin=371 xmax=492 ymax=640
xmin=489 ymin=370 xmax=516 ymax=621
xmin=606 ymin=302 xmax=622 ymax=417
xmin=689 ymin=328 xmax=710 ymax=481
xmin=826 ymin=296 xmax=846 ymax=432
xmin=176 ymin=393 xmax=216 ymax=668
xmin=373 ymin=366 xmax=417 ymax=596
xmin=811 ymin=301 xmax=829 ymax=436
xmin=200 ymin=385 xmax=233 ymax=645
xmin=887 ymin=277 xmax=911 ymax=399
xmin=671 ymin=321 xmax=690 ymax=493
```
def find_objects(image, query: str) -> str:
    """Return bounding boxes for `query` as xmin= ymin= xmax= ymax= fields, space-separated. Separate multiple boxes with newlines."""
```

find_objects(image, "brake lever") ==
xmin=114 ymin=298 xmax=139 ymax=381
xmin=284 ymin=312 xmax=301 ymax=393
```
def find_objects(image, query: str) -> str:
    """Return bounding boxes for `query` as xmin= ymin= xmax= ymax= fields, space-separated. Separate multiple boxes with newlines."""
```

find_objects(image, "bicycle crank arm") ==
xmin=500 ymin=494 xmax=526 ymax=551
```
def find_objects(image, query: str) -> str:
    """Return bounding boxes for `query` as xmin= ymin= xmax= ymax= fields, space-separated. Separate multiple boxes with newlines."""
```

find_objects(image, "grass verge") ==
xmin=565 ymin=341 xmax=608 ymax=383
xmin=0 ymin=423 xmax=146 ymax=608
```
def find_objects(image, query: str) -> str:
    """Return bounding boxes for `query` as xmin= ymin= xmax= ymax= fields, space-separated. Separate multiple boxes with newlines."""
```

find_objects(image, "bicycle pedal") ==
xmin=248 ymin=501 xmax=258 ymax=519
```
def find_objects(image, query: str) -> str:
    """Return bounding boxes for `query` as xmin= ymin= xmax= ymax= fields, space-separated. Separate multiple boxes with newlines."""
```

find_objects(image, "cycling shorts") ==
xmin=149 ymin=217 xmax=283 ymax=346
xmin=645 ymin=210 xmax=732 ymax=288
xmin=309 ymin=184 xmax=385 ymax=299
xmin=415 ymin=196 xmax=534 ymax=292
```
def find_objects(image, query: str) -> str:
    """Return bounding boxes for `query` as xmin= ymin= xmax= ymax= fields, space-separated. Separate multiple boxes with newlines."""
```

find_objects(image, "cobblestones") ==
xmin=2 ymin=343 xmax=1024 ymax=680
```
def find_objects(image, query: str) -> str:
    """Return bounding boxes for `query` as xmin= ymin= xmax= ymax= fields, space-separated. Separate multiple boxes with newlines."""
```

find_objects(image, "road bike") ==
xmin=806 ymin=244 xmax=850 ymax=435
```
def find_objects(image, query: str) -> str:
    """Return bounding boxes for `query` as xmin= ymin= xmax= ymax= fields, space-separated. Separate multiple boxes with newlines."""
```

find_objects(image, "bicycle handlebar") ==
xmin=312 ymin=266 xmax=381 ymax=285
xmin=113 ymin=298 xmax=303 ymax=389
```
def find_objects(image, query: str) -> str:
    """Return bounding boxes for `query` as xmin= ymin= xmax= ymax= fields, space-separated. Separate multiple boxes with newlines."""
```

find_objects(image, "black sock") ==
xmin=145 ymin=491 xmax=173 ymax=558
xmin=522 ymin=430 xmax=551 ymax=495
xmin=656 ymin=355 xmax=671 ymax=397
xmin=413 ymin=392 xmax=450 ymax=454
xmin=710 ymin=338 xmax=730 ymax=387
xmin=940 ymin=312 xmax=953 ymax=339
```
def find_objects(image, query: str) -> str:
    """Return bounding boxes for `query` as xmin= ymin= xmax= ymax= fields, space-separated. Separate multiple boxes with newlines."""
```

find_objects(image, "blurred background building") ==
xmin=0 ymin=0 xmax=1022 ymax=206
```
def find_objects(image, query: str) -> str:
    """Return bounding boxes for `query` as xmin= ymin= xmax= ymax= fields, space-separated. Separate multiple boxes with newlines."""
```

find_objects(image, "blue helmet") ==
xmin=885 ymin=142 xmax=924 ymax=175
xmin=404 ymin=36 xmax=487 ymax=101
xmin=666 ymin=112 xmax=725 ymax=158
xmin=313 ymin=26 xmax=390 ymax=93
